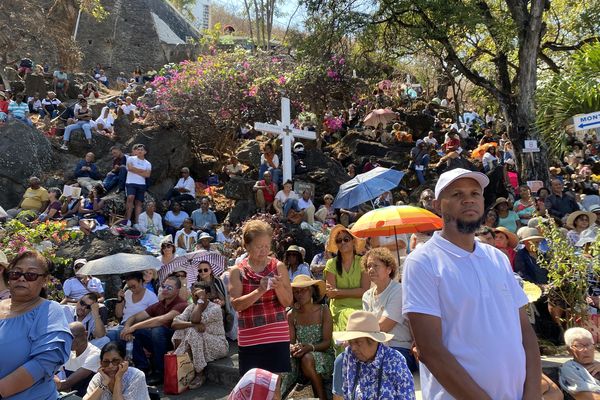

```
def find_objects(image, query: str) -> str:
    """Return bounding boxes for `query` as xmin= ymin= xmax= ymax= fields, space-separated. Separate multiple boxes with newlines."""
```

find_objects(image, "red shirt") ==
xmin=145 ymin=295 xmax=188 ymax=327
xmin=258 ymin=180 xmax=276 ymax=203
xmin=0 ymin=100 xmax=8 ymax=114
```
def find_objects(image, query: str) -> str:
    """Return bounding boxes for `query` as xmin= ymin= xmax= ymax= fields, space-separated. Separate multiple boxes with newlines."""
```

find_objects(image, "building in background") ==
xmin=190 ymin=0 xmax=211 ymax=30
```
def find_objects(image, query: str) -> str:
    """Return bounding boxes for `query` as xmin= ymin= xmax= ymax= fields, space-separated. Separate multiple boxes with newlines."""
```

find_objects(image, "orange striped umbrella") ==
xmin=350 ymin=205 xmax=443 ymax=238
xmin=471 ymin=142 xmax=498 ymax=159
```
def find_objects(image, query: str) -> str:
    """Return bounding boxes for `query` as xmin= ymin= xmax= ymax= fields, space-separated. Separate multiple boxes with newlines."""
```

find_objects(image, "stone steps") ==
xmin=204 ymin=340 xmax=241 ymax=388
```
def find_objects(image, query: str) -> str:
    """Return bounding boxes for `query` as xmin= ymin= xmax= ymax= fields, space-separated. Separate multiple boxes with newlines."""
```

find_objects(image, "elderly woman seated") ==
xmin=560 ymin=327 xmax=600 ymax=399
xmin=333 ymin=310 xmax=415 ymax=400
xmin=171 ymin=283 xmax=229 ymax=389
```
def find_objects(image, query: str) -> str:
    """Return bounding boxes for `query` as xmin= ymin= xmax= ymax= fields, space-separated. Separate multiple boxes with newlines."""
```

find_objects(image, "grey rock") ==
xmin=235 ymin=140 xmax=261 ymax=169
xmin=221 ymin=176 xmax=256 ymax=201
xmin=24 ymin=73 xmax=48 ymax=96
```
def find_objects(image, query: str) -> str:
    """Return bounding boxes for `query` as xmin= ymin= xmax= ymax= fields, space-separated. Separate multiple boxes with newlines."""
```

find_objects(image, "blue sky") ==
xmin=211 ymin=0 xmax=306 ymax=29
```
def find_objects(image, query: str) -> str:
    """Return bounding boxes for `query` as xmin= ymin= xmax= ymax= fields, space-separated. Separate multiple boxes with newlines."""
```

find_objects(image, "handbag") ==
xmin=163 ymin=352 xmax=195 ymax=394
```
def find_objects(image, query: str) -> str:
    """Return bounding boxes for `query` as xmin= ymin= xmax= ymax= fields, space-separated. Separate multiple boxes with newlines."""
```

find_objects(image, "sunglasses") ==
xmin=161 ymin=284 xmax=175 ymax=291
xmin=8 ymin=271 xmax=47 ymax=281
xmin=198 ymin=268 xmax=210 ymax=273
xmin=101 ymin=359 xmax=123 ymax=367
xmin=79 ymin=299 xmax=92 ymax=310
xmin=335 ymin=237 xmax=352 ymax=244
xmin=175 ymin=273 xmax=187 ymax=278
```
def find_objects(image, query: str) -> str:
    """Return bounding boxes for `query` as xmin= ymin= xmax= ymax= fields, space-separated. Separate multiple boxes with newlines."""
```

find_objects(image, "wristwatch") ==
xmin=99 ymin=382 xmax=109 ymax=392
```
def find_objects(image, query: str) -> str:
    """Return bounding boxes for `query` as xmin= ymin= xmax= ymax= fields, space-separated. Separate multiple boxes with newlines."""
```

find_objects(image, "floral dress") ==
xmin=281 ymin=305 xmax=335 ymax=392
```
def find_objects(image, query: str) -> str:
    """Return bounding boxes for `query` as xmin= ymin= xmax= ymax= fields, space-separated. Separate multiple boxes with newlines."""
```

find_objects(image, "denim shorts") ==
xmin=125 ymin=183 xmax=146 ymax=201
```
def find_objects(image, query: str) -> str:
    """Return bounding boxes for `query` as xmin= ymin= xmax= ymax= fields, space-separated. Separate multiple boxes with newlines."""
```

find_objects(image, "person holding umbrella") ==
xmin=324 ymin=225 xmax=369 ymax=333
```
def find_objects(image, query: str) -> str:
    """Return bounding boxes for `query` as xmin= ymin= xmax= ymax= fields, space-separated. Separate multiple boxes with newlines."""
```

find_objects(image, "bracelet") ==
xmin=99 ymin=382 xmax=109 ymax=392
xmin=310 ymin=344 xmax=315 ymax=352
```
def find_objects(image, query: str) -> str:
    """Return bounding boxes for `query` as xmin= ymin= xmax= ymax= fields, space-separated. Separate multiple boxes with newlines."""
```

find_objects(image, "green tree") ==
xmin=536 ymin=43 xmax=600 ymax=156
xmin=169 ymin=0 xmax=197 ymax=21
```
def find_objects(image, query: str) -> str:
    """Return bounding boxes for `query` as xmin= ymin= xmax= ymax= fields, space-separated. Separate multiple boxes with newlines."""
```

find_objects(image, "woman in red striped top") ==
xmin=229 ymin=220 xmax=293 ymax=375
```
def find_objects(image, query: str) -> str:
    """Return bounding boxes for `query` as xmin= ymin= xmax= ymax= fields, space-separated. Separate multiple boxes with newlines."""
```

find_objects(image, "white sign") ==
xmin=254 ymin=98 xmax=317 ymax=182
xmin=522 ymin=140 xmax=540 ymax=153
xmin=574 ymin=111 xmax=600 ymax=132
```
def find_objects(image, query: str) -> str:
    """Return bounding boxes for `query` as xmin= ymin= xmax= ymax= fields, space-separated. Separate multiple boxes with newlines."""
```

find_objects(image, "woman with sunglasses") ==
xmin=324 ymin=225 xmax=369 ymax=333
xmin=197 ymin=261 xmax=234 ymax=333
xmin=0 ymin=251 xmax=72 ymax=399
xmin=84 ymin=341 xmax=149 ymax=400
xmin=157 ymin=239 xmax=176 ymax=266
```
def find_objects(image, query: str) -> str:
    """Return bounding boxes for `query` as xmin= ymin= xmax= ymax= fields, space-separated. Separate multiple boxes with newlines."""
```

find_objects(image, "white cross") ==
xmin=254 ymin=97 xmax=317 ymax=182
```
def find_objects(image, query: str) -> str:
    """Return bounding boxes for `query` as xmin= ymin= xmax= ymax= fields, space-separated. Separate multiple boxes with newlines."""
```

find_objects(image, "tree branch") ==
xmin=542 ymin=37 xmax=600 ymax=52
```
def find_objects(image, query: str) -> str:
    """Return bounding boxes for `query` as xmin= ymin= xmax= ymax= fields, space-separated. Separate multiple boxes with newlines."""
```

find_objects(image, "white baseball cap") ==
xmin=434 ymin=168 xmax=489 ymax=199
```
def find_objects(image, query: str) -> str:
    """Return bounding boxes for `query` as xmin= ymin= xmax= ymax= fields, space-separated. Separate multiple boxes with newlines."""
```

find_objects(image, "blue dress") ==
xmin=0 ymin=300 xmax=72 ymax=400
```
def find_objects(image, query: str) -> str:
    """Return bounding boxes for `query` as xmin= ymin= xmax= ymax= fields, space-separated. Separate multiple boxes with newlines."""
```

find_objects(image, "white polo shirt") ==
xmin=402 ymin=231 xmax=528 ymax=400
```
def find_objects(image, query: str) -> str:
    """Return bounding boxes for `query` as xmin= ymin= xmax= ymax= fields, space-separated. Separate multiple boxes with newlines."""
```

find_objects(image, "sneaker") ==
xmin=60 ymin=143 xmax=68 ymax=150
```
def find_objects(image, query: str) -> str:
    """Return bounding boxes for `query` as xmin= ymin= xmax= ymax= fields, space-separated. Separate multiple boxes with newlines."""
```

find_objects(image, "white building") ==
xmin=190 ymin=0 xmax=211 ymax=30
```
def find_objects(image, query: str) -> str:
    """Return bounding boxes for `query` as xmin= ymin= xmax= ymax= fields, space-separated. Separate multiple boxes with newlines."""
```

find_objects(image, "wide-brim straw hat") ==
xmin=493 ymin=226 xmax=519 ymax=248
xmin=291 ymin=274 xmax=326 ymax=300
xmin=518 ymin=227 xmax=545 ymax=243
xmin=523 ymin=281 xmax=542 ymax=303
xmin=491 ymin=197 xmax=510 ymax=209
xmin=333 ymin=310 xmax=394 ymax=343
xmin=566 ymin=210 xmax=597 ymax=229
xmin=326 ymin=224 xmax=366 ymax=254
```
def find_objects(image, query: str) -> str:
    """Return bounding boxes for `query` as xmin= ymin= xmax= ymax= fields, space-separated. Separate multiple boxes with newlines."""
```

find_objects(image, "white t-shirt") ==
xmin=63 ymin=343 xmax=101 ymax=373
xmin=362 ymin=280 xmax=411 ymax=349
xmin=216 ymin=230 xmax=234 ymax=244
xmin=275 ymin=190 xmax=298 ymax=204
xmin=402 ymin=232 xmax=528 ymax=400
xmin=173 ymin=177 xmax=196 ymax=198
xmin=125 ymin=156 xmax=151 ymax=185
xmin=260 ymin=154 xmax=280 ymax=168
xmin=423 ymin=136 xmax=438 ymax=146
xmin=122 ymin=288 xmax=159 ymax=323
xmin=121 ymin=103 xmax=137 ymax=115
xmin=175 ymin=229 xmax=198 ymax=252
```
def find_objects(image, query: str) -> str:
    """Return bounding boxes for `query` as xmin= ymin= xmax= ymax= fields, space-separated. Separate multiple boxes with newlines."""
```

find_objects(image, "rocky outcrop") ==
xmin=0 ymin=121 xmax=55 ymax=208
xmin=235 ymin=140 xmax=262 ymax=169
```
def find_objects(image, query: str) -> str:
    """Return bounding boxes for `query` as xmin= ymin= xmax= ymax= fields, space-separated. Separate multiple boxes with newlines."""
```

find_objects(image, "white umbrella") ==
xmin=158 ymin=251 xmax=227 ymax=287
xmin=77 ymin=253 xmax=161 ymax=276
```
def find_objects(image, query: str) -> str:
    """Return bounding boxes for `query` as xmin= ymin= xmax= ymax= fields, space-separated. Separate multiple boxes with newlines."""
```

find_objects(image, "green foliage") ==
xmin=536 ymin=218 xmax=600 ymax=327
xmin=536 ymin=43 xmax=600 ymax=157
xmin=81 ymin=0 xmax=108 ymax=20
xmin=169 ymin=0 xmax=197 ymax=21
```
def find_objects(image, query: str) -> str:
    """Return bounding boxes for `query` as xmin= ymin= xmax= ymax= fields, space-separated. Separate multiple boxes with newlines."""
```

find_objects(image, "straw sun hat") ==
xmin=566 ymin=210 xmax=597 ymax=230
xmin=333 ymin=310 xmax=394 ymax=343
xmin=493 ymin=227 xmax=519 ymax=248
xmin=290 ymin=274 xmax=326 ymax=301
xmin=326 ymin=224 xmax=366 ymax=254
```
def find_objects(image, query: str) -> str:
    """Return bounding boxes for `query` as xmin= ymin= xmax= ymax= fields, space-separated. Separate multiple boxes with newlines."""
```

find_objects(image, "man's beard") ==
xmin=443 ymin=214 xmax=485 ymax=234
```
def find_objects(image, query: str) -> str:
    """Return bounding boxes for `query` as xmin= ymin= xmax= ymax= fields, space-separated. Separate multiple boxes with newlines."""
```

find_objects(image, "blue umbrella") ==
xmin=333 ymin=167 xmax=405 ymax=209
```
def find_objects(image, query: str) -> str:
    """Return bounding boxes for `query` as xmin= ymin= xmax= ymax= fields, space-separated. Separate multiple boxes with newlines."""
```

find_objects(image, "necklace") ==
xmin=0 ymin=297 xmax=43 ymax=318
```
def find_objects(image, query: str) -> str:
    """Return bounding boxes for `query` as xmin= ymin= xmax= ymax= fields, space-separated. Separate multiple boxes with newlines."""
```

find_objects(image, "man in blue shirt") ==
xmin=74 ymin=152 xmax=102 ymax=193
xmin=191 ymin=197 xmax=218 ymax=237
xmin=8 ymin=94 xmax=32 ymax=126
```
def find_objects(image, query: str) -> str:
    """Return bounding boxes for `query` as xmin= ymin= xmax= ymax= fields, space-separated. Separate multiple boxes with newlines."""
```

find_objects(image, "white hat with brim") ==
xmin=198 ymin=232 xmax=214 ymax=242
xmin=0 ymin=250 xmax=8 ymax=267
xmin=332 ymin=310 xmax=394 ymax=343
xmin=518 ymin=227 xmax=545 ymax=243
xmin=434 ymin=168 xmax=489 ymax=200
xmin=566 ymin=211 xmax=597 ymax=230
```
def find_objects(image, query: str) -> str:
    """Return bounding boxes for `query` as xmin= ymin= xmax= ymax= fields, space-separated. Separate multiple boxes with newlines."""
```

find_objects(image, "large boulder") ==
xmin=226 ymin=199 xmax=256 ymax=225
xmin=24 ymin=73 xmax=48 ymax=96
xmin=235 ymin=140 xmax=261 ymax=170
xmin=0 ymin=121 xmax=55 ymax=208
xmin=303 ymin=149 xmax=347 ymax=199
xmin=220 ymin=176 xmax=256 ymax=201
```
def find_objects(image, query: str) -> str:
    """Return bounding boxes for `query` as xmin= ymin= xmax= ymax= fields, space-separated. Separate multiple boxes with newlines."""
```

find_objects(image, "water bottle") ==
xmin=125 ymin=341 xmax=134 ymax=363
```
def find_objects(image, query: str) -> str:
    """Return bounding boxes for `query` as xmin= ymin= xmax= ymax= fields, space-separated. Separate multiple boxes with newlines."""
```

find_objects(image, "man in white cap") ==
xmin=402 ymin=168 xmax=541 ymax=399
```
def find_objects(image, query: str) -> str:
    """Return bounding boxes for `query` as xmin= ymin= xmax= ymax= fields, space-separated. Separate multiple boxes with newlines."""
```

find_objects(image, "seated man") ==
xmin=118 ymin=96 xmax=137 ymax=122
xmin=165 ymin=167 xmax=196 ymax=205
xmin=40 ymin=91 xmax=63 ymax=119
xmin=62 ymin=292 xmax=109 ymax=348
xmin=223 ymin=155 xmax=243 ymax=178
xmin=6 ymin=176 xmax=49 ymax=218
xmin=108 ymin=271 xmax=159 ymax=341
xmin=120 ymin=274 xmax=188 ymax=385
xmin=195 ymin=232 xmax=216 ymax=252
xmin=297 ymin=189 xmax=316 ymax=224
xmin=191 ymin=197 xmax=218 ymax=237
xmin=560 ymin=327 xmax=600 ymax=399
xmin=53 ymin=66 xmax=70 ymax=96
xmin=62 ymin=259 xmax=105 ymax=303
xmin=253 ymin=170 xmax=277 ymax=213
xmin=95 ymin=69 xmax=109 ymax=88
xmin=175 ymin=217 xmax=198 ymax=252
xmin=164 ymin=202 xmax=189 ymax=237
xmin=135 ymin=201 xmax=164 ymax=237
xmin=74 ymin=152 xmax=103 ymax=193
xmin=8 ymin=94 xmax=33 ymax=126
xmin=55 ymin=322 xmax=101 ymax=397
xmin=103 ymin=145 xmax=127 ymax=192
xmin=60 ymin=98 xmax=93 ymax=150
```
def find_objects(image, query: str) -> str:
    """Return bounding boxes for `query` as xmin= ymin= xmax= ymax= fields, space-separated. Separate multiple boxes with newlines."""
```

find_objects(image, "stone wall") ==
xmin=76 ymin=0 xmax=200 ymax=78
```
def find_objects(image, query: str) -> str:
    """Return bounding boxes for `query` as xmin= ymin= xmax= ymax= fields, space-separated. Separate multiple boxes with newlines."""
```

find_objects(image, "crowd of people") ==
xmin=1 ymin=64 xmax=600 ymax=400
